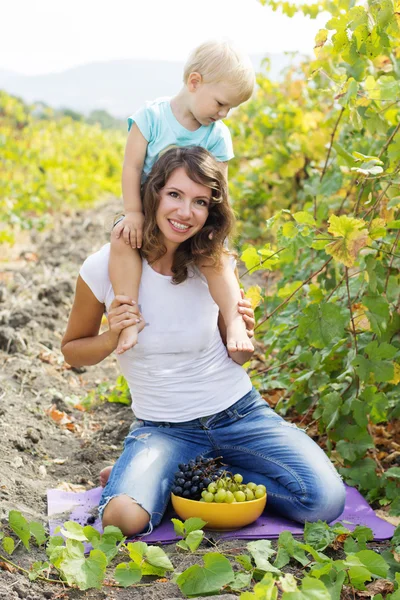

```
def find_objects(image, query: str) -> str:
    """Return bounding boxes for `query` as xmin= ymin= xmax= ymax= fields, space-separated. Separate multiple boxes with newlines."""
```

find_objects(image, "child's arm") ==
xmin=109 ymin=124 xmax=148 ymax=354
xmin=201 ymin=254 xmax=254 ymax=359
xmin=116 ymin=123 xmax=148 ymax=248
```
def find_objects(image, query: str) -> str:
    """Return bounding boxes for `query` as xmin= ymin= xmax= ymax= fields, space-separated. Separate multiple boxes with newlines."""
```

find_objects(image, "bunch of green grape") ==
xmin=200 ymin=472 xmax=266 ymax=504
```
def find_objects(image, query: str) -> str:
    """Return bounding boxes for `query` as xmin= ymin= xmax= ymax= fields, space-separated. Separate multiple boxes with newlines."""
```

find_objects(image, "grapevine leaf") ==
xmin=61 ymin=521 xmax=88 ymax=542
xmin=28 ymin=561 xmax=50 ymax=582
xmin=325 ymin=215 xmax=369 ymax=267
xmin=114 ymin=561 xmax=142 ymax=587
xmin=247 ymin=285 xmax=263 ymax=309
xmin=354 ymin=549 xmax=389 ymax=578
xmin=2 ymin=536 xmax=15 ymax=555
xmin=247 ymin=540 xmax=280 ymax=573
xmin=58 ymin=540 xmax=107 ymax=590
xmin=236 ymin=554 xmax=253 ymax=571
xmin=281 ymin=575 xmax=331 ymax=599
xmin=293 ymin=211 xmax=316 ymax=226
xmin=29 ymin=521 xmax=47 ymax=546
xmin=9 ymin=510 xmax=30 ymax=550
xmin=171 ymin=518 xmax=185 ymax=537
xmin=304 ymin=521 xmax=336 ymax=551
xmin=176 ymin=552 xmax=235 ymax=596
xmin=297 ymin=303 xmax=347 ymax=349
xmin=228 ymin=571 xmax=252 ymax=590
xmin=185 ymin=530 xmax=204 ymax=552
xmin=183 ymin=517 xmax=207 ymax=535
xmin=145 ymin=546 xmax=174 ymax=570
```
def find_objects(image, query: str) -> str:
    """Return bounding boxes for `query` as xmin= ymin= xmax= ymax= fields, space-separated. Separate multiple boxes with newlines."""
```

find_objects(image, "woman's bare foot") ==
xmin=100 ymin=465 xmax=113 ymax=487
xmin=227 ymin=318 xmax=255 ymax=353
xmin=116 ymin=323 xmax=138 ymax=354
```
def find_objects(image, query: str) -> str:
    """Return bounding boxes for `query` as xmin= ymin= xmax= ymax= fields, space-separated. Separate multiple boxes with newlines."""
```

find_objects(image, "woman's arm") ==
xmin=61 ymin=276 xmax=140 ymax=367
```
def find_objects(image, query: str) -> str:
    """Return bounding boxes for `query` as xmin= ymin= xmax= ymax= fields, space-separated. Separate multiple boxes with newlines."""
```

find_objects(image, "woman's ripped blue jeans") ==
xmin=99 ymin=387 xmax=345 ymax=535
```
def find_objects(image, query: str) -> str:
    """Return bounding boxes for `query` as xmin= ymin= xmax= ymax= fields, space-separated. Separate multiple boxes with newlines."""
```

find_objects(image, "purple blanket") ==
xmin=47 ymin=484 xmax=395 ymax=543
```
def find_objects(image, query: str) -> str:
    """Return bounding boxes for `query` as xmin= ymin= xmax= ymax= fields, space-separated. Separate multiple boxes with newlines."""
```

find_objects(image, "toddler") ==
xmin=110 ymin=39 xmax=255 ymax=354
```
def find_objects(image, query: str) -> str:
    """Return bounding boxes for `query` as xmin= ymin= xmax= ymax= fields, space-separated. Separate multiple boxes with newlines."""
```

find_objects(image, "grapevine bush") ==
xmin=0 ymin=92 xmax=125 ymax=243
xmin=227 ymin=0 xmax=400 ymax=512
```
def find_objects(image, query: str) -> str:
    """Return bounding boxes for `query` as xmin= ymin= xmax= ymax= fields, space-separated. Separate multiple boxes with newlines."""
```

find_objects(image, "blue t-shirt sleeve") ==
xmin=208 ymin=123 xmax=234 ymax=162
xmin=127 ymin=104 xmax=153 ymax=142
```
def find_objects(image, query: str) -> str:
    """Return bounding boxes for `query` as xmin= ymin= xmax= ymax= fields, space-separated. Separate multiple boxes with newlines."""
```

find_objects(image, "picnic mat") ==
xmin=47 ymin=484 xmax=395 ymax=543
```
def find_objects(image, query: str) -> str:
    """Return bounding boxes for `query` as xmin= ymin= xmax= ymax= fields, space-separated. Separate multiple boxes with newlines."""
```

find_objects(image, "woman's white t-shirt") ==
xmin=80 ymin=244 xmax=252 ymax=422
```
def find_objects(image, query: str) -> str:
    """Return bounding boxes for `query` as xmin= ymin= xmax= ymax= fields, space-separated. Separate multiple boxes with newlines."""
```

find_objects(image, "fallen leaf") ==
xmin=56 ymin=482 xmax=87 ymax=493
xmin=356 ymin=579 xmax=393 ymax=597
xmin=375 ymin=510 xmax=400 ymax=527
xmin=0 ymin=561 xmax=16 ymax=572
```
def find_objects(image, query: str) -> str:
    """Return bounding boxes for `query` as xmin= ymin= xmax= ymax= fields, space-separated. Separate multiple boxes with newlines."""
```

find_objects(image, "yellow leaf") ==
xmin=246 ymin=285 xmax=263 ymax=309
xmin=277 ymin=281 xmax=303 ymax=299
xmin=352 ymin=303 xmax=371 ymax=332
xmin=390 ymin=363 xmax=400 ymax=385
xmin=326 ymin=215 xmax=369 ymax=267
xmin=369 ymin=218 xmax=386 ymax=240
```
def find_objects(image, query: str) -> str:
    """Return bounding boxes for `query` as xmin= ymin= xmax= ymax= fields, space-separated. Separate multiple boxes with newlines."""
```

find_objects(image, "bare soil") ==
xmin=0 ymin=202 xmax=393 ymax=599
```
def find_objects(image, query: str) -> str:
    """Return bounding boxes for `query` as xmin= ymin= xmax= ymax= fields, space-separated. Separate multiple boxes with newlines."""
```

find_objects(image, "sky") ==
xmin=1 ymin=0 xmax=328 ymax=75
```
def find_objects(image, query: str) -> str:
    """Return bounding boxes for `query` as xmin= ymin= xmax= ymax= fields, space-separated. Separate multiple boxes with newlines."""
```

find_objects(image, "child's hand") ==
xmin=114 ymin=211 xmax=145 ymax=249
xmin=238 ymin=289 xmax=255 ymax=339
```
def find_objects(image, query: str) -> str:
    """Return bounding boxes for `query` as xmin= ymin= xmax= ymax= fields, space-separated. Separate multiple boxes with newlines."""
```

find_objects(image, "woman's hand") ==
xmin=107 ymin=295 xmax=142 ymax=341
xmin=238 ymin=289 xmax=255 ymax=339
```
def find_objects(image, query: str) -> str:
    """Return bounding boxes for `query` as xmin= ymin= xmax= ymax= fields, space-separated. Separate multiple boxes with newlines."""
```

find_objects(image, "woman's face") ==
xmin=156 ymin=167 xmax=212 ymax=247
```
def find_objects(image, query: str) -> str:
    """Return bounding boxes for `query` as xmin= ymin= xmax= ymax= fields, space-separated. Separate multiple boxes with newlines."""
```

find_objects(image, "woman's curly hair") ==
xmin=141 ymin=146 xmax=235 ymax=284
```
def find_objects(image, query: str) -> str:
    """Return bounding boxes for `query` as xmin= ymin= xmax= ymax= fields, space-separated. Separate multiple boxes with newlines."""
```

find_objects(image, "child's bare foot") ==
xmin=100 ymin=465 xmax=113 ymax=487
xmin=227 ymin=318 xmax=255 ymax=353
xmin=116 ymin=323 xmax=138 ymax=354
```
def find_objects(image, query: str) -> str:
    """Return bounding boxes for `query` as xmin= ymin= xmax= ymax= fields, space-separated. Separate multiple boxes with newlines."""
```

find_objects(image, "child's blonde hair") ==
xmin=183 ymin=40 xmax=255 ymax=104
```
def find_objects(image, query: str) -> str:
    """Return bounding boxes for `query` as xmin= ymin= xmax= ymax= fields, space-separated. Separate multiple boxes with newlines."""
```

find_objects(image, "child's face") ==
xmin=188 ymin=78 xmax=242 ymax=127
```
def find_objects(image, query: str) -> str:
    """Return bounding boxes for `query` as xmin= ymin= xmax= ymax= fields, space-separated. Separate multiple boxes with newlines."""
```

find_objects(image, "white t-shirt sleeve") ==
xmin=127 ymin=102 xmax=154 ymax=142
xmin=79 ymin=244 xmax=111 ymax=304
xmin=208 ymin=122 xmax=234 ymax=162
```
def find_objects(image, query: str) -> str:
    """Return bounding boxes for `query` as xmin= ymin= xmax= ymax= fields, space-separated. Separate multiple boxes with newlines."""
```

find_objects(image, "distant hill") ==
xmin=0 ymin=54 xmax=302 ymax=119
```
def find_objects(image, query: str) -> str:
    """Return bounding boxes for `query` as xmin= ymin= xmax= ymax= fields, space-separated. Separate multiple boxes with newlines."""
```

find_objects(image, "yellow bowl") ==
xmin=171 ymin=492 xmax=267 ymax=530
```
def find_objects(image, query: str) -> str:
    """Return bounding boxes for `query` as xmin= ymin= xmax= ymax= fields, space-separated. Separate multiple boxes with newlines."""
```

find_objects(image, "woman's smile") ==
xmin=168 ymin=219 xmax=191 ymax=232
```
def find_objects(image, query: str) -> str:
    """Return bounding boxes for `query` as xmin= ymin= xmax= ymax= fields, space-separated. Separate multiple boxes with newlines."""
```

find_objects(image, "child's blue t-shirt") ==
xmin=128 ymin=97 xmax=234 ymax=182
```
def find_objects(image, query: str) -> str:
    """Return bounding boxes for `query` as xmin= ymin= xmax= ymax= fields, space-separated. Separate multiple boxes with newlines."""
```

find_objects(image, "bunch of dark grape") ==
xmin=171 ymin=456 xmax=267 ymax=503
xmin=171 ymin=456 xmax=226 ymax=500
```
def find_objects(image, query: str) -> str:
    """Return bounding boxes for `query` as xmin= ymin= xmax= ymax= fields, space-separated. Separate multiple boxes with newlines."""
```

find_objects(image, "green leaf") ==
xmin=236 ymin=553 xmax=253 ymax=571
xmin=387 ymin=220 xmax=400 ymax=229
xmin=363 ymin=295 xmax=390 ymax=336
xmin=171 ymin=518 xmax=185 ymax=537
xmin=9 ymin=510 xmax=31 ymax=550
xmin=247 ymin=540 xmax=280 ymax=574
xmin=114 ymin=562 xmax=142 ymax=587
xmin=146 ymin=546 xmax=174 ymax=570
xmin=185 ymin=530 xmax=204 ymax=552
xmin=297 ymin=303 xmax=347 ymax=349
xmin=183 ymin=517 xmax=207 ymax=535
xmin=176 ymin=552 xmax=235 ymax=597
xmin=241 ymin=572 xmax=278 ymax=599
xmin=29 ymin=521 xmax=47 ymax=546
xmin=2 ymin=536 xmax=15 ymax=555
xmin=58 ymin=540 xmax=107 ymax=590
xmin=28 ymin=561 xmax=50 ymax=582
xmin=293 ymin=211 xmax=316 ymax=226
xmin=228 ymin=571 xmax=252 ymax=590
xmin=127 ymin=541 xmax=147 ymax=564
xmin=304 ymin=521 xmax=335 ymax=551
xmin=385 ymin=467 xmax=400 ymax=480
xmin=282 ymin=575 xmax=331 ymax=599
xmin=354 ymin=549 xmax=389 ymax=578
xmin=61 ymin=521 xmax=88 ymax=541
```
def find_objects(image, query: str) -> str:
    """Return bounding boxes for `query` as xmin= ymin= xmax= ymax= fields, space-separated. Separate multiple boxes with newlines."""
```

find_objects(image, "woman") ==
xmin=62 ymin=147 xmax=345 ymax=537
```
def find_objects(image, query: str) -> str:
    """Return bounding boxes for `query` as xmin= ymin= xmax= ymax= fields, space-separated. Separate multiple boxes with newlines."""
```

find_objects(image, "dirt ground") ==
xmin=0 ymin=201 xmax=394 ymax=599
xmin=0 ymin=201 xmax=267 ymax=599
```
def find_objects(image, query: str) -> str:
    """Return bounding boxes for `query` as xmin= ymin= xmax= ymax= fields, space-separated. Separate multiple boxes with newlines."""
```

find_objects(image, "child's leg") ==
xmin=109 ymin=235 xmax=142 ymax=354
xmin=201 ymin=256 xmax=254 ymax=353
